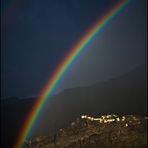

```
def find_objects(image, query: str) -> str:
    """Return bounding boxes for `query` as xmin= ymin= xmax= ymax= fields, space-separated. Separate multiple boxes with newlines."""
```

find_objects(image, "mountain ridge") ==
xmin=34 ymin=64 xmax=147 ymax=136
xmin=1 ymin=64 xmax=147 ymax=147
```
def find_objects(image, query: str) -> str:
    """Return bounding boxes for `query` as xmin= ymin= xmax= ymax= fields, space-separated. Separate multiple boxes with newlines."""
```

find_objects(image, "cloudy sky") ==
xmin=1 ymin=0 xmax=147 ymax=98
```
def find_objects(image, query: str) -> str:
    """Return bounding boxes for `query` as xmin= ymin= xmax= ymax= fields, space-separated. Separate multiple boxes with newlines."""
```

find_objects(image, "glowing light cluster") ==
xmin=81 ymin=114 xmax=126 ymax=123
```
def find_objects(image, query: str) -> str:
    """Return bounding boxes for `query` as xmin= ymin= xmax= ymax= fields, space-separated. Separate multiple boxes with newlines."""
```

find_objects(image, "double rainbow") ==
xmin=16 ymin=0 xmax=129 ymax=147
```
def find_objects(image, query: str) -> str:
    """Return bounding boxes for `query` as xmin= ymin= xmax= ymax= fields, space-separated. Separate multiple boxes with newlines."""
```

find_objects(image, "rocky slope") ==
xmin=24 ymin=114 xmax=147 ymax=148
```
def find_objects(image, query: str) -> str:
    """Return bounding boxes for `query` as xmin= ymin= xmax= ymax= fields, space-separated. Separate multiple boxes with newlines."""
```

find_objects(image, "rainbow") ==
xmin=16 ymin=0 xmax=129 ymax=147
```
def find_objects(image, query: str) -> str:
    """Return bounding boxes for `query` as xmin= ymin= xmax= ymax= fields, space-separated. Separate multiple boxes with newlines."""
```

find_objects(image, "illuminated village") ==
xmin=81 ymin=114 xmax=126 ymax=123
xmin=23 ymin=114 xmax=147 ymax=148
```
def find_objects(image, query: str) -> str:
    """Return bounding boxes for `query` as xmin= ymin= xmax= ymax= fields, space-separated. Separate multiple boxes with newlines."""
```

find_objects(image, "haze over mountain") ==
xmin=1 ymin=64 xmax=147 ymax=147
xmin=33 ymin=64 xmax=147 ymax=136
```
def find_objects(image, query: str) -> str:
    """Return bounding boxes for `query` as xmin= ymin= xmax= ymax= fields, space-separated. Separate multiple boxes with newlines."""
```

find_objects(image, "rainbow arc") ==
xmin=16 ymin=0 xmax=129 ymax=147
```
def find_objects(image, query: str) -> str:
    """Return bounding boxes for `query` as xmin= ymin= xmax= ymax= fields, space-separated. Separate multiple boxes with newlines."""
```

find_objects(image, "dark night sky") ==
xmin=1 ymin=0 xmax=147 ymax=98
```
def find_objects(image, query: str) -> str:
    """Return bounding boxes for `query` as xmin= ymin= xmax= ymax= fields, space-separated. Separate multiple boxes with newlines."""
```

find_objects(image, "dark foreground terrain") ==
xmin=24 ymin=114 xmax=147 ymax=148
xmin=1 ymin=65 xmax=147 ymax=148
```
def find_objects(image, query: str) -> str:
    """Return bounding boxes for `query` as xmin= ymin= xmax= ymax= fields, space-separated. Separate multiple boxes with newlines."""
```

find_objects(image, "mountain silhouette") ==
xmin=34 ymin=64 xmax=147 ymax=136
xmin=1 ymin=64 xmax=147 ymax=147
